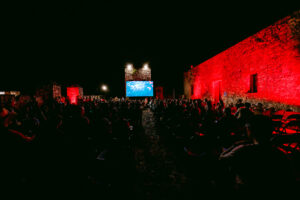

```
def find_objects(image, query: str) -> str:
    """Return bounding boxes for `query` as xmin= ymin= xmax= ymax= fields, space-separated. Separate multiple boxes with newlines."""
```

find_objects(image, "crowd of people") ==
xmin=0 ymin=96 xmax=144 ymax=195
xmin=150 ymin=98 xmax=299 ymax=196
xmin=0 ymin=96 xmax=299 ymax=197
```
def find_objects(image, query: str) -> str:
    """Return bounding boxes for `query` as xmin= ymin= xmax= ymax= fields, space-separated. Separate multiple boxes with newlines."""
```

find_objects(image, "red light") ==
xmin=189 ymin=16 xmax=300 ymax=108
xmin=277 ymin=147 xmax=290 ymax=154
xmin=67 ymin=87 xmax=80 ymax=105
xmin=290 ymin=143 xmax=298 ymax=148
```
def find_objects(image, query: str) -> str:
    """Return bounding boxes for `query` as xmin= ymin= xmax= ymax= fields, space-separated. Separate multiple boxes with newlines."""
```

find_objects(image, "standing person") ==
xmin=235 ymin=102 xmax=254 ymax=127
xmin=235 ymin=99 xmax=244 ymax=109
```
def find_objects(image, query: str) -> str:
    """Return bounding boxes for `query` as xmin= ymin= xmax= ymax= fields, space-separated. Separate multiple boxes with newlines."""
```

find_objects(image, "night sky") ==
xmin=1 ymin=2 xmax=299 ymax=97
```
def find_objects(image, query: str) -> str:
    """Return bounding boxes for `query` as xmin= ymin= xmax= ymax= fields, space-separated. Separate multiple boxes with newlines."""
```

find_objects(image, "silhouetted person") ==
xmin=217 ymin=107 xmax=239 ymax=148
xmin=235 ymin=99 xmax=244 ymax=109
xmin=235 ymin=102 xmax=253 ymax=126
xmin=220 ymin=115 xmax=296 ymax=195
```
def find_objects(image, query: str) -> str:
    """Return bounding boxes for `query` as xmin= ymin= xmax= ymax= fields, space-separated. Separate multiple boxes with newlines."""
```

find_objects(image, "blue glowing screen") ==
xmin=126 ymin=81 xmax=154 ymax=97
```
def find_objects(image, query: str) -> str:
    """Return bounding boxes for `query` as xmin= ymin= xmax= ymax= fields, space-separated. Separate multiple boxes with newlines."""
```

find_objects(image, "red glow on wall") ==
xmin=67 ymin=87 xmax=80 ymax=105
xmin=190 ymin=15 xmax=300 ymax=107
xmin=155 ymin=86 xmax=164 ymax=99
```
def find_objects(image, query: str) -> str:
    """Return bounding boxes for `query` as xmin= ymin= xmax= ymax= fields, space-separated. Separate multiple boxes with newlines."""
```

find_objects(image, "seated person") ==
xmin=219 ymin=115 xmax=296 ymax=195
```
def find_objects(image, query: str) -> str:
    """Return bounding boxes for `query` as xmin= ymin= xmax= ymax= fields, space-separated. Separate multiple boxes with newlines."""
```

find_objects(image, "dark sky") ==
xmin=1 ymin=2 xmax=299 ymax=96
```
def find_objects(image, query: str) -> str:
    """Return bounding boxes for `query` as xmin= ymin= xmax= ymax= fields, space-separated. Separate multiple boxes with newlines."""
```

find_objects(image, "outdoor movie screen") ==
xmin=126 ymin=81 xmax=154 ymax=97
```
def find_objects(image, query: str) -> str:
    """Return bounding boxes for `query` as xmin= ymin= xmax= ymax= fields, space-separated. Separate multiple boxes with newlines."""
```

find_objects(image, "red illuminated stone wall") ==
xmin=67 ymin=86 xmax=83 ymax=105
xmin=36 ymin=83 xmax=61 ymax=100
xmin=187 ymin=11 xmax=300 ymax=111
xmin=155 ymin=86 xmax=164 ymax=99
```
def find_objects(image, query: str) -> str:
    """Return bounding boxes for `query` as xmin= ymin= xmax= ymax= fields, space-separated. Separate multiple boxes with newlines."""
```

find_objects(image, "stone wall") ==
xmin=125 ymin=68 xmax=151 ymax=81
xmin=186 ymin=11 xmax=300 ymax=112
xmin=183 ymin=70 xmax=193 ymax=99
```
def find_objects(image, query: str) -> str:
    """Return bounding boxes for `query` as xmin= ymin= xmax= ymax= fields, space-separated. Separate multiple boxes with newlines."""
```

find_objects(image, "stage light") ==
xmin=126 ymin=64 xmax=133 ymax=70
xmin=101 ymin=85 xmax=108 ymax=91
xmin=0 ymin=91 xmax=4 ymax=95
xmin=143 ymin=63 xmax=149 ymax=70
